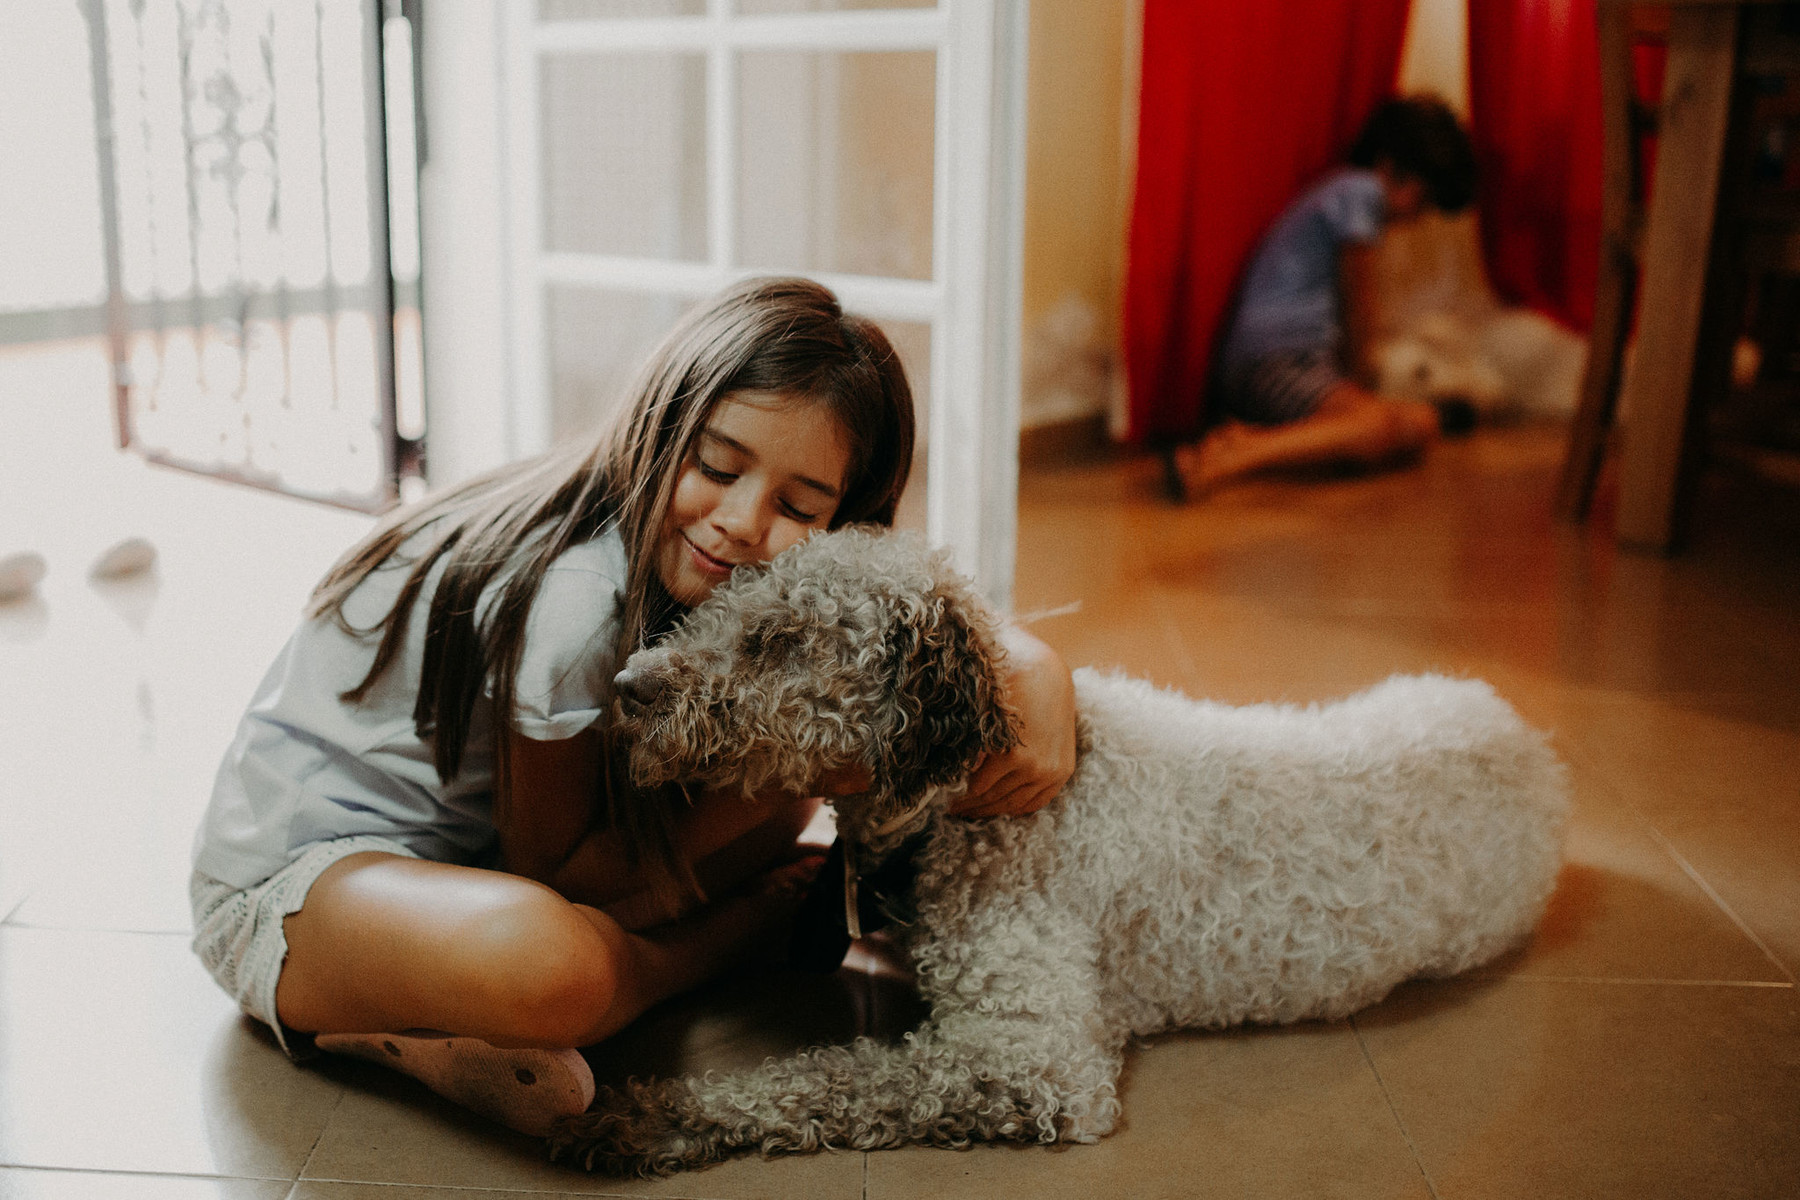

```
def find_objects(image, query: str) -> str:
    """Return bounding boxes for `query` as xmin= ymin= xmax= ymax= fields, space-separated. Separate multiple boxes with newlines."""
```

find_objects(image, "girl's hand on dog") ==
xmin=953 ymin=623 xmax=1077 ymax=819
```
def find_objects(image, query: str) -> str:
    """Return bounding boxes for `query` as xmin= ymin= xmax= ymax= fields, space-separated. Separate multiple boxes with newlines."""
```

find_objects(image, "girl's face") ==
xmin=656 ymin=390 xmax=853 ymax=606
xmin=1375 ymin=162 xmax=1429 ymax=223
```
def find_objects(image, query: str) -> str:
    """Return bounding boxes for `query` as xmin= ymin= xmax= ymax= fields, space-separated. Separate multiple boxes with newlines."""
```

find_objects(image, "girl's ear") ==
xmin=873 ymin=579 xmax=1019 ymax=808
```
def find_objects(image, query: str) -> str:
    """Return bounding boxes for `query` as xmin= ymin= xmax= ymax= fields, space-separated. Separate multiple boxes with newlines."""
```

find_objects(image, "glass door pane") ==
xmin=738 ymin=0 xmax=937 ymax=13
xmin=881 ymin=317 xmax=930 ymax=533
xmin=540 ymin=53 xmax=710 ymax=261
xmin=737 ymin=49 xmax=936 ymax=280
xmin=546 ymin=286 xmax=692 ymax=438
xmin=540 ymin=0 xmax=704 ymax=16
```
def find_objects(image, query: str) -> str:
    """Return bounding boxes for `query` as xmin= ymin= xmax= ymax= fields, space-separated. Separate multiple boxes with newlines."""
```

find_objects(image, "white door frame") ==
xmin=422 ymin=0 xmax=1026 ymax=604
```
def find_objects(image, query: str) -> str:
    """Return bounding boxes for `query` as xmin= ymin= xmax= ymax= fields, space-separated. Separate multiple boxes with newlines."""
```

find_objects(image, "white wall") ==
xmin=1018 ymin=0 xmax=1132 ymax=431
xmin=1397 ymin=0 xmax=1471 ymax=116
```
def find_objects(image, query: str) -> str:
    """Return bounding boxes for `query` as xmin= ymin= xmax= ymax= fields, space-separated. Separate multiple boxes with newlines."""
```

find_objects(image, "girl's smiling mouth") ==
xmin=682 ymin=533 xmax=740 ymax=575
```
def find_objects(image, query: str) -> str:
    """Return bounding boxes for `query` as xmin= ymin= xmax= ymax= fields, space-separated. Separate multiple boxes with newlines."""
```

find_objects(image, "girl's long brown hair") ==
xmin=309 ymin=277 xmax=915 ymax=901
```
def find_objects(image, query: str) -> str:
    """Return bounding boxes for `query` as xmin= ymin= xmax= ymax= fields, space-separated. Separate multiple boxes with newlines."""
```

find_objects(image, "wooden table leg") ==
xmin=1615 ymin=5 xmax=1738 ymax=552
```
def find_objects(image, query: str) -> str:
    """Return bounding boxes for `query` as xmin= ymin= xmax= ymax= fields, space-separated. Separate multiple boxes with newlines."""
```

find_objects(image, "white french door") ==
xmin=425 ymin=0 xmax=1026 ymax=603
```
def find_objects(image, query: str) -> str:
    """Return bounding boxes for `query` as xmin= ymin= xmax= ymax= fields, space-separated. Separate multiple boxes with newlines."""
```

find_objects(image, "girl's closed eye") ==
xmin=697 ymin=457 xmax=818 ymax=521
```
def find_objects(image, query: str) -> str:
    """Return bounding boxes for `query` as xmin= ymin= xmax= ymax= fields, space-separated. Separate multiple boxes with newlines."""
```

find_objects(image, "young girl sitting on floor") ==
xmin=189 ymin=277 xmax=1077 ymax=1137
xmin=1178 ymin=96 xmax=1479 ymax=494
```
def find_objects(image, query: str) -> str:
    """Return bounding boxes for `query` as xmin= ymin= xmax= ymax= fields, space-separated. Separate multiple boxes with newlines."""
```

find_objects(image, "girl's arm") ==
xmin=951 ymin=621 xmax=1077 ymax=818
xmin=498 ymin=728 xmax=802 ymax=915
xmin=496 ymin=727 xmax=634 ymax=908
xmin=1338 ymin=240 xmax=1383 ymax=385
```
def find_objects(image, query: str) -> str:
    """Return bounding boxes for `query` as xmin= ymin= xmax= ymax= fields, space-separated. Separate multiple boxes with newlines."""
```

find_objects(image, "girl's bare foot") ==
xmin=313 ymin=1031 xmax=595 ymax=1137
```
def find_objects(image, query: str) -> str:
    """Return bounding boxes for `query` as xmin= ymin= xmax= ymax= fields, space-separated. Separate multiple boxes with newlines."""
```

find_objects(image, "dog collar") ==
xmin=842 ymin=840 xmax=862 ymax=940
xmin=841 ymin=791 xmax=938 ymax=939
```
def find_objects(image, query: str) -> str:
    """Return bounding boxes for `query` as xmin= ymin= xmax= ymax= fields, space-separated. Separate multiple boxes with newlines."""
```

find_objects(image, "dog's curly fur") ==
xmin=553 ymin=528 xmax=1570 ymax=1174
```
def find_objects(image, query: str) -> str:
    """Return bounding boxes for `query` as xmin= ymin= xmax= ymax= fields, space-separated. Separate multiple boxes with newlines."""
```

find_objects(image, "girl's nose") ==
xmin=711 ymin=485 xmax=769 ymax=545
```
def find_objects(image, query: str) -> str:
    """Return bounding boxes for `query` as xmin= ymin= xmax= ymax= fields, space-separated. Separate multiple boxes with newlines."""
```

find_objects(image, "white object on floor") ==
xmin=89 ymin=535 xmax=157 ymax=580
xmin=1366 ymin=209 xmax=1587 ymax=420
xmin=1375 ymin=309 xmax=1585 ymax=420
xmin=314 ymin=1031 xmax=596 ymax=1137
xmin=0 ymin=551 xmax=47 ymax=602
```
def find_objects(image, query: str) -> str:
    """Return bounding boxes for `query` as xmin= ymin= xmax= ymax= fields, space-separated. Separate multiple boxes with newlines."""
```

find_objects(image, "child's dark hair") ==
xmin=1347 ymin=96 xmax=1477 ymax=213
xmin=308 ymin=277 xmax=914 ymax=905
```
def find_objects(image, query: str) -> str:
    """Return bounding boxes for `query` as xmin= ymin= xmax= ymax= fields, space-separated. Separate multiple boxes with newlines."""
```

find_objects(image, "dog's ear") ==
xmin=872 ymin=576 xmax=1020 ymax=810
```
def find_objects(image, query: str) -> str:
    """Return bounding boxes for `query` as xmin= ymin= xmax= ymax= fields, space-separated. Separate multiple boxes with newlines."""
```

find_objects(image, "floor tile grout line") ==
xmin=1635 ymin=818 xmax=1799 ymax=987
xmin=1 ymin=920 xmax=197 ymax=936
xmin=1569 ymin=737 xmax=1800 ymax=989
xmin=0 ymin=923 xmax=193 ymax=938
xmin=1558 ymin=735 xmax=1799 ymax=988
xmin=1349 ymin=1015 xmax=1443 ymax=1200
xmin=0 ymin=1163 xmax=290 ymax=1182
xmin=292 ymin=1085 xmax=346 ymax=1187
xmin=1470 ymin=973 xmax=1793 ymax=989
xmin=291 ymin=1172 xmax=740 ymax=1198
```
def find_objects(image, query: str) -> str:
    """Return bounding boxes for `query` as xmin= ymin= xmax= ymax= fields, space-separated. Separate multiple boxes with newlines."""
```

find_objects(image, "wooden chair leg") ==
xmin=1557 ymin=0 xmax=1640 ymax=524
xmin=1556 ymin=243 xmax=1635 ymax=521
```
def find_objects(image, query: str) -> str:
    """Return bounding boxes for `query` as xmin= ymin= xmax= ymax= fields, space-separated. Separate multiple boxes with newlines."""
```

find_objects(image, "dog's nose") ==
xmin=613 ymin=665 xmax=663 ymax=712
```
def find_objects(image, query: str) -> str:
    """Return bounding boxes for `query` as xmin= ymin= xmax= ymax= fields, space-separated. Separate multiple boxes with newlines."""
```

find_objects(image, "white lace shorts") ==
xmin=189 ymin=835 xmax=418 ymax=1057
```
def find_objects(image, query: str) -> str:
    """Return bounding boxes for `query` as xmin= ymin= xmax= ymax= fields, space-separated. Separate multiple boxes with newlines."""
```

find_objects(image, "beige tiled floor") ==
xmin=2 ymin=339 xmax=1797 ymax=1198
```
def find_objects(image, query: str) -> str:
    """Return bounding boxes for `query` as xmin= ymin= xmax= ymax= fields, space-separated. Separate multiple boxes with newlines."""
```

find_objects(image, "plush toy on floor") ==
xmin=553 ymin=528 xmax=1570 ymax=1175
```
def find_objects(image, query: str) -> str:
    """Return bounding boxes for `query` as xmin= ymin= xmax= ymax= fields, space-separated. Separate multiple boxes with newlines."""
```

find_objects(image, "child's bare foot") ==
xmin=313 ymin=1031 xmax=595 ymax=1137
xmin=1174 ymin=423 xmax=1259 ymax=495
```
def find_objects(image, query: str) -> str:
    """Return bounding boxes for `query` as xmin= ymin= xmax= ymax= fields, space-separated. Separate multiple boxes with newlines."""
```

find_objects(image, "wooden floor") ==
xmin=1 ymin=336 xmax=1796 ymax=1200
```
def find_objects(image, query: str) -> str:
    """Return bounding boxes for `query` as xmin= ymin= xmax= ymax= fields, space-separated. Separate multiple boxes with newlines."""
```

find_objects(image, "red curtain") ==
xmin=1467 ymin=0 xmax=1669 ymax=333
xmin=1466 ymin=0 xmax=1604 ymax=332
xmin=1122 ymin=0 xmax=1413 ymax=444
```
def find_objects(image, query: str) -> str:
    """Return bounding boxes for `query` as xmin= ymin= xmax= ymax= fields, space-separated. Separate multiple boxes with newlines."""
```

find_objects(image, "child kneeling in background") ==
xmin=1179 ymin=96 xmax=1480 ymax=494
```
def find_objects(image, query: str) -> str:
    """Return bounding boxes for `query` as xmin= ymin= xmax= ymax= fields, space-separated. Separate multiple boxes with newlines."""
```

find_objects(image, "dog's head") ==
xmin=611 ymin=527 xmax=1018 ymax=857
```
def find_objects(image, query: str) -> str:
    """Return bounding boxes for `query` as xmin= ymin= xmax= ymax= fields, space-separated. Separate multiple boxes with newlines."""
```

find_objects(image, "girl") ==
xmin=1177 ymin=96 xmax=1479 ymax=493
xmin=190 ymin=277 xmax=1077 ymax=1137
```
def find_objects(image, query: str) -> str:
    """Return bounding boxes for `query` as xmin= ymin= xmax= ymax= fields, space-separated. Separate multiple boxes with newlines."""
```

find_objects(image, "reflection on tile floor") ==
xmin=2 ymin=339 xmax=1797 ymax=1198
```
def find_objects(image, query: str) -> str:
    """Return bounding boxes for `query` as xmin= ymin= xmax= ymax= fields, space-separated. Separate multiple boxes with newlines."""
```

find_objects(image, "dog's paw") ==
xmin=547 ymin=1082 xmax=722 ymax=1177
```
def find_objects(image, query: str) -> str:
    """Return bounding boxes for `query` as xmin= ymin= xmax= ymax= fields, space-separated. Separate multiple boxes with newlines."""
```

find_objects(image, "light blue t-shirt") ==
xmin=192 ymin=526 xmax=630 ymax=889
xmin=1221 ymin=168 xmax=1387 ymax=371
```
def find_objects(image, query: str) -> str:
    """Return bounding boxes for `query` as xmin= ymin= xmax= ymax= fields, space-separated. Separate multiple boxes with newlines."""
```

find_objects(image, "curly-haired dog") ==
xmin=552 ymin=528 xmax=1569 ymax=1174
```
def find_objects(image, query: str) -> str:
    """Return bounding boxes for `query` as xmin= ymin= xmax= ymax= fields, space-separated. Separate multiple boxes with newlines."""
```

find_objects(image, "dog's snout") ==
xmin=613 ymin=665 xmax=664 ymax=712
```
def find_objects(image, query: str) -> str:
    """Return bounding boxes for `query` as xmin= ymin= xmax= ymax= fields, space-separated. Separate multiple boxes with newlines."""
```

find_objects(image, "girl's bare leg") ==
xmin=1179 ymin=383 xmax=1439 ymax=493
xmin=277 ymin=803 xmax=821 ymax=1134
